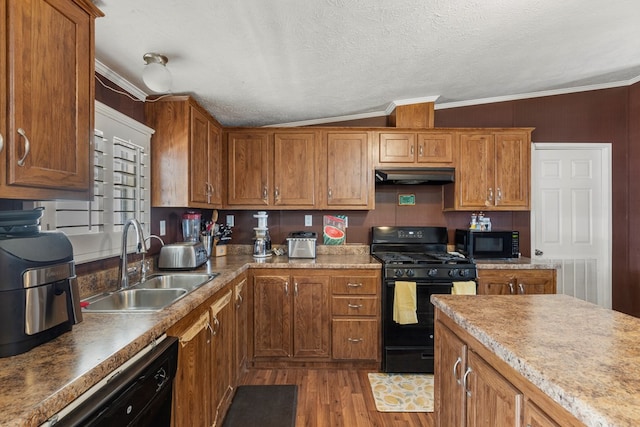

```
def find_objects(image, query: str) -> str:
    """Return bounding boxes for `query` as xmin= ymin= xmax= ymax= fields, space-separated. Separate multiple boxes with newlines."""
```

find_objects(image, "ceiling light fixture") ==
xmin=142 ymin=52 xmax=172 ymax=93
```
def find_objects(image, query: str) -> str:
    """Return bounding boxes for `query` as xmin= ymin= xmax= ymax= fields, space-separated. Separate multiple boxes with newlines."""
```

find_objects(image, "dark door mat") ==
xmin=222 ymin=385 xmax=298 ymax=427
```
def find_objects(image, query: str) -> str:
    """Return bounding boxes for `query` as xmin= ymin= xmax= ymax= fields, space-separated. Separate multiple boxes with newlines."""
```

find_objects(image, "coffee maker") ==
xmin=252 ymin=211 xmax=271 ymax=258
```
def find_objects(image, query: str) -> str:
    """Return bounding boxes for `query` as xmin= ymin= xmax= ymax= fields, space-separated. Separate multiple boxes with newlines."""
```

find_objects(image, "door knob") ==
xmin=535 ymin=249 xmax=543 ymax=256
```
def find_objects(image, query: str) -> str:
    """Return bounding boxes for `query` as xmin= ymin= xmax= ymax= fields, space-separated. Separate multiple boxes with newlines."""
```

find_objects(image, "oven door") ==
xmin=382 ymin=280 xmax=452 ymax=373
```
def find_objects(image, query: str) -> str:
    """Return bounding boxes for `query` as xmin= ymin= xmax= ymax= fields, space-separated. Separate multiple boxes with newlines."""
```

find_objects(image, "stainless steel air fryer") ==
xmin=0 ymin=231 xmax=83 ymax=357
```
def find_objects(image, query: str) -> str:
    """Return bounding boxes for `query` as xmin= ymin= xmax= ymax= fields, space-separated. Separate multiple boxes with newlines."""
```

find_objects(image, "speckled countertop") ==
xmin=432 ymin=294 xmax=640 ymax=427
xmin=0 ymin=253 xmax=379 ymax=427
xmin=475 ymin=256 xmax=560 ymax=269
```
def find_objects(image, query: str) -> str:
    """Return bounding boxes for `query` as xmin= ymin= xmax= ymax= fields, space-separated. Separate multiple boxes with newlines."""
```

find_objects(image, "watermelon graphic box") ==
xmin=323 ymin=215 xmax=346 ymax=245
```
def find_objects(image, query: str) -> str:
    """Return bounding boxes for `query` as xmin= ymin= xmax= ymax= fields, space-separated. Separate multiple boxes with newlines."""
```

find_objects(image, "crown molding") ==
xmin=95 ymin=59 xmax=149 ymax=101
xmin=435 ymin=79 xmax=638 ymax=110
xmin=384 ymin=95 xmax=441 ymax=115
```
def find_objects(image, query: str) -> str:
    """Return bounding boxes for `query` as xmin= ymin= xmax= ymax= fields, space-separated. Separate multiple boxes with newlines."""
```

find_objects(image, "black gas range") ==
xmin=371 ymin=226 xmax=477 ymax=373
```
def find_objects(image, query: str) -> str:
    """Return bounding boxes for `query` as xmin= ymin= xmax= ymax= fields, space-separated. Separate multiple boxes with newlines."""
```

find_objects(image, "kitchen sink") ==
xmin=132 ymin=273 xmax=218 ymax=292
xmin=83 ymin=289 xmax=188 ymax=312
xmin=82 ymin=273 xmax=218 ymax=312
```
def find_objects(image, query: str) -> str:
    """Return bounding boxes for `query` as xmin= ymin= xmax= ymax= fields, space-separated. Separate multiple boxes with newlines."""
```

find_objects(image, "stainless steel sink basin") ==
xmin=83 ymin=289 xmax=188 ymax=312
xmin=82 ymin=273 xmax=218 ymax=313
xmin=132 ymin=273 xmax=218 ymax=292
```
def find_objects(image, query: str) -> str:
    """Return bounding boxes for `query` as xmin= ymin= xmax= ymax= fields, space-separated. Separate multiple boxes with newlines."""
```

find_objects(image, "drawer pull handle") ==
xmin=347 ymin=303 xmax=363 ymax=309
xmin=348 ymin=338 xmax=363 ymax=343
xmin=347 ymin=282 xmax=363 ymax=288
xmin=453 ymin=357 xmax=462 ymax=384
xmin=17 ymin=128 xmax=30 ymax=167
xmin=463 ymin=367 xmax=473 ymax=397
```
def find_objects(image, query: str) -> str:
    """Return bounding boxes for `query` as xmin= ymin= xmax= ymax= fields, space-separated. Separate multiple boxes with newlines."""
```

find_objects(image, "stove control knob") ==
xmin=448 ymin=269 xmax=459 ymax=278
xmin=459 ymin=269 xmax=470 ymax=278
xmin=405 ymin=269 xmax=415 ymax=278
xmin=427 ymin=268 xmax=438 ymax=277
xmin=394 ymin=269 xmax=404 ymax=277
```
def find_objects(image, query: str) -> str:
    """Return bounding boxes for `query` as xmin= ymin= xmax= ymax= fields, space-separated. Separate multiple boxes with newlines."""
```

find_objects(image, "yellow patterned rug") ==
xmin=367 ymin=373 xmax=434 ymax=412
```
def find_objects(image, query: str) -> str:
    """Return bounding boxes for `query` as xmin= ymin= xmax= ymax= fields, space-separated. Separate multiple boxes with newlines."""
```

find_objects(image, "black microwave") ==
xmin=454 ymin=229 xmax=520 ymax=259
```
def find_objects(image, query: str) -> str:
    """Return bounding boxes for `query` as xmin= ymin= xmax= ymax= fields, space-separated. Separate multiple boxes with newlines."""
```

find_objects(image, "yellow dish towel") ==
xmin=452 ymin=281 xmax=477 ymax=295
xmin=393 ymin=281 xmax=418 ymax=325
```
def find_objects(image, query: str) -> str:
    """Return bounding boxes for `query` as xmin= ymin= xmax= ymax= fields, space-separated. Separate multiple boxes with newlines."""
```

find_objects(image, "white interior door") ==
xmin=531 ymin=143 xmax=612 ymax=308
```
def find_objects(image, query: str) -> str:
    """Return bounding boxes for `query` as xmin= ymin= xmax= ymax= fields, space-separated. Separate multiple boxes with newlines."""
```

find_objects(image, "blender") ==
xmin=182 ymin=211 xmax=202 ymax=242
xmin=253 ymin=211 xmax=271 ymax=258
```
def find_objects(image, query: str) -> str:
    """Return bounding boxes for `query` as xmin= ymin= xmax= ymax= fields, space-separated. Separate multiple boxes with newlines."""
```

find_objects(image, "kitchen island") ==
xmin=432 ymin=294 xmax=640 ymax=426
xmin=0 ymin=253 xmax=379 ymax=427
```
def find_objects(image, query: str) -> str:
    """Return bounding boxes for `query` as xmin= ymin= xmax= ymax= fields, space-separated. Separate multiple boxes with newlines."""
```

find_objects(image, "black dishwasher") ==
xmin=48 ymin=335 xmax=179 ymax=427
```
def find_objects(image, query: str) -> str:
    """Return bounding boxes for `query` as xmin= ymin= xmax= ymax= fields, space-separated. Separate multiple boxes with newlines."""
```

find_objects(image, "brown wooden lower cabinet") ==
xmin=168 ymin=278 xmax=239 ymax=427
xmin=435 ymin=310 xmax=583 ymax=427
xmin=250 ymin=268 xmax=381 ymax=366
xmin=477 ymin=269 xmax=556 ymax=295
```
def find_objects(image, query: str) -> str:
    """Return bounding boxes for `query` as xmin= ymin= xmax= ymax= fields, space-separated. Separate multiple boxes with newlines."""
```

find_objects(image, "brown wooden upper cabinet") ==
xmin=375 ymin=131 xmax=454 ymax=166
xmin=146 ymin=96 xmax=223 ymax=208
xmin=226 ymin=130 xmax=317 ymax=208
xmin=321 ymin=131 xmax=374 ymax=209
xmin=444 ymin=129 xmax=533 ymax=211
xmin=225 ymin=129 xmax=374 ymax=210
xmin=0 ymin=0 xmax=103 ymax=200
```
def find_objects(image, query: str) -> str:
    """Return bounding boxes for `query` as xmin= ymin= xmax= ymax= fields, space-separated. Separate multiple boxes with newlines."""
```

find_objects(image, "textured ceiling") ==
xmin=93 ymin=0 xmax=640 ymax=127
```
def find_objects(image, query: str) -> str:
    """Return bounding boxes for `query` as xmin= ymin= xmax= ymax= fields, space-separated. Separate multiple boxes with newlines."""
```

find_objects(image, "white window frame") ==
xmin=31 ymin=101 xmax=155 ymax=264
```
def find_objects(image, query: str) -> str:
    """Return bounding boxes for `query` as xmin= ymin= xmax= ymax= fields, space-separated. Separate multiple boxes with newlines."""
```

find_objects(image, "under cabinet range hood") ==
xmin=374 ymin=167 xmax=455 ymax=185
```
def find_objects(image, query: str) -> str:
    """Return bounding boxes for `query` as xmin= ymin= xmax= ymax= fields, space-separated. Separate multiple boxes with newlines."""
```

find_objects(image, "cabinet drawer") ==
xmin=331 ymin=296 xmax=378 ymax=316
xmin=332 ymin=319 xmax=378 ymax=360
xmin=331 ymin=276 xmax=379 ymax=295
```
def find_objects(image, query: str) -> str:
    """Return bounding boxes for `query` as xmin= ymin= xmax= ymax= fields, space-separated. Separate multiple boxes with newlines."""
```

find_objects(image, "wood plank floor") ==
xmin=236 ymin=368 xmax=435 ymax=427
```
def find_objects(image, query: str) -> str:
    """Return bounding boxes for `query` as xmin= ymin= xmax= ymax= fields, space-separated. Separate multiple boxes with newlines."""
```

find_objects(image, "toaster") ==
xmin=287 ymin=231 xmax=317 ymax=259
xmin=158 ymin=242 xmax=208 ymax=270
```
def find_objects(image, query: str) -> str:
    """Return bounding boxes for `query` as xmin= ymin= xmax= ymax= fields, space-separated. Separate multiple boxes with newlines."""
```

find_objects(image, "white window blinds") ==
xmin=33 ymin=101 xmax=154 ymax=263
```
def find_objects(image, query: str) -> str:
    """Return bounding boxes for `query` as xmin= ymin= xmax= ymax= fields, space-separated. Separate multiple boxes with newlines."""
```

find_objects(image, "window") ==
xmin=33 ymin=101 xmax=154 ymax=263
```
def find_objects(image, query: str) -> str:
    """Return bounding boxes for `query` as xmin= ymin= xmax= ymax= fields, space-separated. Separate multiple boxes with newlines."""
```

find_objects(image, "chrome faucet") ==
xmin=118 ymin=218 xmax=147 ymax=290
xmin=140 ymin=235 xmax=165 ymax=282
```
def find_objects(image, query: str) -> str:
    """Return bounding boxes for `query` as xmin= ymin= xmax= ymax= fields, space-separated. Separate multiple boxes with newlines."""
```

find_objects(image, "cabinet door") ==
xmin=435 ymin=322 xmax=467 ymax=427
xmin=190 ymin=107 xmax=210 ymax=204
xmin=253 ymin=274 xmax=291 ymax=357
xmin=5 ymin=0 xmax=95 ymax=194
xmin=457 ymin=133 xmax=494 ymax=209
xmin=292 ymin=275 xmax=330 ymax=358
xmin=524 ymin=401 xmax=561 ymax=427
xmin=169 ymin=312 xmax=212 ymax=427
xmin=331 ymin=319 xmax=378 ymax=360
xmin=478 ymin=269 xmax=556 ymax=295
xmin=273 ymin=132 xmax=316 ymax=207
xmin=208 ymin=123 xmax=223 ymax=206
xmin=417 ymin=132 xmax=454 ymax=164
xmin=466 ymin=350 xmax=523 ymax=427
xmin=227 ymin=132 xmax=271 ymax=206
xmin=378 ymin=133 xmax=416 ymax=163
xmin=234 ymin=276 xmax=248 ymax=381
xmin=209 ymin=290 xmax=234 ymax=426
xmin=494 ymin=132 xmax=530 ymax=208
xmin=477 ymin=271 xmax=517 ymax=295
xmin=517 ymin=270 xmax=556 ymax=295
xmin=325 ymin=132 xmax=372 ymax=208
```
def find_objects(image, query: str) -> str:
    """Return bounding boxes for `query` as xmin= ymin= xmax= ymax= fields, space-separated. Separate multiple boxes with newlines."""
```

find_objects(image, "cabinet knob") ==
xmin=487 ymin=187 xmax=494 ymax=203
xmin=410 ymin=145 xmax=414 ymax=155
xmin=274 ymin=186 xmax=280 ymax=202
xmin=347 ymin=303 xmax=363 ymax=309
xmin=418 ymin=144 xmax=424 ymax=157
xmin=0 ymin=132 xmax=3 ymax=153
xmin=17 ymin=128 xmax=31 ymax=167
xmin=347 ymin=282 xmax=363 ymax=288
xmin=328 ymin=188 xmax=333 ymax=199
xmin=262 ymin=186 xmax=268 ymax=201
xmin=347 ymin=337 xmax=363 ymax=343
xmin=496 ymin=187 xmax=502 ymax=203
xmin=518 ymin=283 xmax=525 ymax=294
xmin=508 ymin=282 xmax=515 ymax=294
